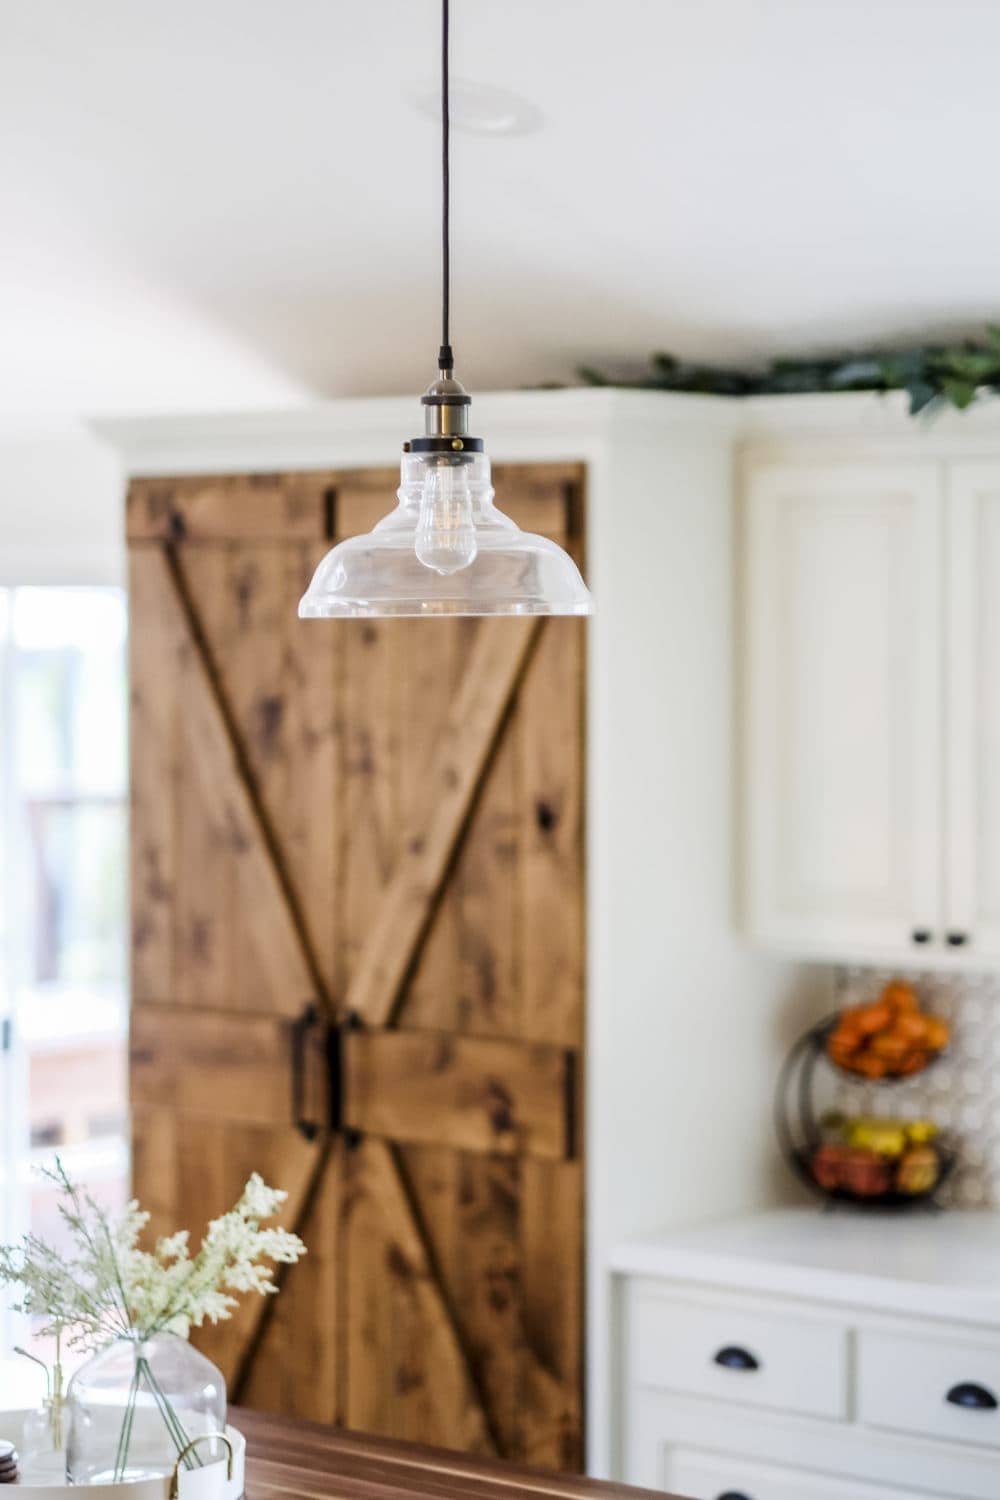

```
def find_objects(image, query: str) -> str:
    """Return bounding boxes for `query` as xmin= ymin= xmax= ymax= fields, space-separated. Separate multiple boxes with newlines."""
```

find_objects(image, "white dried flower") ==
xmin=0 ymin=1159 xmax=306 ymax=1349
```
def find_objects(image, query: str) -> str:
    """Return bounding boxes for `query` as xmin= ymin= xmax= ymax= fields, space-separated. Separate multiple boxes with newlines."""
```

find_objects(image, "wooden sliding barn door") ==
xmin=127 ymin=464 xmax=586 ymax=1468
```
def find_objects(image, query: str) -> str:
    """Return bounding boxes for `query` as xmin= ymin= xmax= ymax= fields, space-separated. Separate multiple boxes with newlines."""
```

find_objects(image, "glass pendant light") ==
xmin=299 ymin=0 xmax=592 ymax=620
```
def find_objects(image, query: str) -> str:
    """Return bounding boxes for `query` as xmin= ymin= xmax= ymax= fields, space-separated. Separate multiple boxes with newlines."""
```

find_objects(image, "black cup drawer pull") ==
xmin=713 ymin=1345 xmax=760 ymax=1372
xmin=946 ymin=1381 xmax=998 ymax=1411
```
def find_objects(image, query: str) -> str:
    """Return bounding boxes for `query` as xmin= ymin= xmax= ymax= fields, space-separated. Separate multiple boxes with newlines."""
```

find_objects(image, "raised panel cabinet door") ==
xmin=945 ymin=462 xmax=1000 ymax=960
xmin=744 ymin=461 xmax=943 ymax=960
xmin=127 ymin=464 xmax=586 ymax=1469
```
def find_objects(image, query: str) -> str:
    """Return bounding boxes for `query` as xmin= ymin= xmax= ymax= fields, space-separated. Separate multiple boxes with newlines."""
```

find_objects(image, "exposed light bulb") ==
xmin=415 ymin=457 xmax=478 ymax=575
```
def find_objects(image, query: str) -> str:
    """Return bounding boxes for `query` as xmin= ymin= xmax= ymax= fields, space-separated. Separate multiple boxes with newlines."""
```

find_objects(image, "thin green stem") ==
xmin=113 ymin=1361 xmax=142 ymax=1482
xmin=137 ymin=1358 xmax=202 ymax=1470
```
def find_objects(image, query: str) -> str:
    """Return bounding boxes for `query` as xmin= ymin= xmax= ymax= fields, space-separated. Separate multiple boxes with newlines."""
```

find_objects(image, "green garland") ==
xmin=577 ymin=327 xmax=1000 ymax=415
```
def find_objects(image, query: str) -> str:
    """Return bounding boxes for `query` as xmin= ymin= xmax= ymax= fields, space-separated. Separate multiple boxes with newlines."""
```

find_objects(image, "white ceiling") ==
xmin=3 ymin=0 xmax=1000 ymax=426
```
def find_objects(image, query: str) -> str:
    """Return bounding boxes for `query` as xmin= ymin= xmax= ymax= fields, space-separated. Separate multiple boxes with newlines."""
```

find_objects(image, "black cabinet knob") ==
xmin=713 ymin=1345 xmax=760 ymax=1372
xmin=946 ymin=1381 xmax=998 ymax=1410
xmin=946 ymin=931 xmax=969 ymax=947
xmin=911 ymin=928 xmax=932 ymax=944
xmin=717 ymin=1493 xmax=752 ymax=1500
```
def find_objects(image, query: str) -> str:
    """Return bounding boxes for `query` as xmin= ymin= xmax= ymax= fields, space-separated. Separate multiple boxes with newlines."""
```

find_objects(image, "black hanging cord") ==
xmin=438 ymin=0 xmax=454 ymax=374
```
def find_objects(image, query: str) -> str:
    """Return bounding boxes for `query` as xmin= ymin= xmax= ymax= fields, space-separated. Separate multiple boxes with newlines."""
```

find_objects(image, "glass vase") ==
xmin=65 ymin=1333 xmax=226 ymax=1485
xmin=21 ymin=1396 xmax=67 ymax=1486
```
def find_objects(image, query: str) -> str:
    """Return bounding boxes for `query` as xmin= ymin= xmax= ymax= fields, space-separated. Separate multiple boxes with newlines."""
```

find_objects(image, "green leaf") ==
xmin=906 ymin=381 xmax=940 ymax=415
xmin=566 ymin=327 xmax=1000 ymax=419
xmin=941 ymin=378 xmax=978 ymax=410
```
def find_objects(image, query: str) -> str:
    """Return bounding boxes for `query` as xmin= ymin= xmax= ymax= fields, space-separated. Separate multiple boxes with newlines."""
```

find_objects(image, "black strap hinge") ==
xmin=290 ymin=1004 xmax=362 ymax=1146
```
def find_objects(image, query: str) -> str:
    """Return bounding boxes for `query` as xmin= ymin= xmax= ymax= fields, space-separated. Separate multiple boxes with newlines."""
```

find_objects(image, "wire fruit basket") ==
xmin=775 ymin=1012 xmax=955 ymax=1209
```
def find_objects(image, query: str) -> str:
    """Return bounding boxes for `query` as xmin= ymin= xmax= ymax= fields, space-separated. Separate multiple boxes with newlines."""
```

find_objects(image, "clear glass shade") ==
xmin=299 ymin=451 xmax=592 ymax=618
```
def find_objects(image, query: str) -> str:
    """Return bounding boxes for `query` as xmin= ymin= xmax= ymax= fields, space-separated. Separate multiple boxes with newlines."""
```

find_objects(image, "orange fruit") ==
xmin=857 ymin=1002 xmax=892 ymax=1036
xmin=883 ymin=981 xmax=918 ymax=1014
xmin=895 ymin=1012 xmax=930 ymax=1043
xmin=870 ymin=1032 xmax=910 ymax=1066
xmin=924 ymin=1017 xmax=950 ymax=1052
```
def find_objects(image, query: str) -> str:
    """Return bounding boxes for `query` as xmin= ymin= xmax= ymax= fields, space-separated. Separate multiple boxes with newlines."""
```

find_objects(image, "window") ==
xmin=0 ymin=586 xmax=128 ymax=1363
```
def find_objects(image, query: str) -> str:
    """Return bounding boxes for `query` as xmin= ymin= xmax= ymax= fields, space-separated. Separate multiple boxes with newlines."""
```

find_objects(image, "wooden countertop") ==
xmin=236 ymin=1409 xmax=676 ymax=1500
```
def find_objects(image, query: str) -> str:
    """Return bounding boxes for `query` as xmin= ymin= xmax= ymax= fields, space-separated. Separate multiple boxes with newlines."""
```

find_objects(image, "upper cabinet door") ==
xmin=744 ymin=461 xmax=943 ymax=961
xmin=945 ymin=463 xmax=1000 ymax=960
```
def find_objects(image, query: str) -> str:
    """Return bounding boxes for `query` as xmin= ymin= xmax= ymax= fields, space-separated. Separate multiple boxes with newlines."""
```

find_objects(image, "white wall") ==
xmin=0 ymin=427 xmax=124 ymax=586
xmin=583 ymin=409 xmax=832 ymax=1475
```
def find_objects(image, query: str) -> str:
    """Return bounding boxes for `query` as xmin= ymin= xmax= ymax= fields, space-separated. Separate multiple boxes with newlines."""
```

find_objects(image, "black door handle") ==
xmin=911 ymin=928 xmax=932 ymax=944
xmin=946 ymin=931 xmax=969 ymax=947
xmin=946 ymin=1381 xmax=998 ymax=1410
xmin=713 ymin=1345 xmax=760 ymax=1371
xmin=290 ymin=1003 xmax=323 ymax=1140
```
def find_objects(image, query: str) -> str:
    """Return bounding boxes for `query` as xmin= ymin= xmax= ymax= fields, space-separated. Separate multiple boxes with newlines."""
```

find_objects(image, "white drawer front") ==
xmin=633 ymin=1295 xmax=846 ymax=1420
xmin=667 ymin=1446 xmax=950 ymax=1500
xmin=858 ymin=1328 xmax=1000 ymax=1450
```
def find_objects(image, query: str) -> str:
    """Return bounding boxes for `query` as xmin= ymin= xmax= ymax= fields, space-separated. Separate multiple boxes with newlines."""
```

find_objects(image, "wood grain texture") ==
xmin=129 ymin=1105 xmax=322 ymax=1385
xmin=239 ymin=1142 xmax=344 ymax=1422
xmin=131 ymin=1005 xmax=328 ymax=1129
xmin=131 ymin=546 xmax=323 ymax=1018
xmin=129 ymin=464 xmax=586 ymax=1467
xmin=235 ymin=1406 xmax=677 ymax=1500
xmin=129 ymin=547 xmax=183 ymax=1004
xmin=344 ymin=1139 xmax=496 ymax=1455
xmin=185 ymin=541 xmax=341 ymax=1003
xmin=344 ymin=1030 xmax=573 ymax=1159
xmin=518 ymin=619 xmax=585 ymax=1048
xmin=344 ymin=618 xmax=541 ymax=1028
xmin=519 ymin=1160 xmax=583 ymax=1470
xmin=127 ymin=472 xmax=335 ymax=540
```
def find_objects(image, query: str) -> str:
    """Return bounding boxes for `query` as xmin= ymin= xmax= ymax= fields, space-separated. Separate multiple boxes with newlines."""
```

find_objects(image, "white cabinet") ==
xmin=666 ymin=1447 xmax=946 ymax=1500
xmin=744 ymin=455 xmax=1000 ymax=966
xmin=745 ymin=461 xmax=941 ymax=960
xmin=614 ymin=1210 xmax=1000 ymax=1500
xmin=945 ymin=463 xmax=1000 ymax=958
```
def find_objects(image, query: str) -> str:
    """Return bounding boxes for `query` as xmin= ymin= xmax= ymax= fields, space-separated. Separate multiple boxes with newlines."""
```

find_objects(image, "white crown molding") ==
xmin=93 ymin=386 xmax=1000 ymax=479
xmin=92 ymin=388 xmax=744 ymax=477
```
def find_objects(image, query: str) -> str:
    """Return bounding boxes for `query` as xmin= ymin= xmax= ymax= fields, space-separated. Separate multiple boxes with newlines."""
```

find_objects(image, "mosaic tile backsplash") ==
xmin=833 ymin=967 xmax=1000 ymax=1208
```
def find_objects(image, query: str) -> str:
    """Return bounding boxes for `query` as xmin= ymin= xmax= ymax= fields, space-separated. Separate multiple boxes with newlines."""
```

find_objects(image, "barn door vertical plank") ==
xmin=453 ymin=633 xmax=521 ymax=1039
xmin=392 ymin=620 xmax=466 ymax=1031
xmin=239 ymin=1140 xmax=343 ymax=1421
xmin=130 ymin=1106 xmax=179 ymax=1240
xmin=519 ymin=1158 xmax=584 ymax=1469
xmin=196 ymin=541 xmax=341 ymax=1007
xmin=129 ymin=548 xmax=182 ymax=1005
xmin=343 ymin=1139 xmax=496 ymax=1455
xmin=337 ymin=620 xmax=399 ymax=1003
xmin=515 ymin=578 xmax=584 ymax=1465
xmin=402 ymin=1147 xmax=524 ymax=1457
xmin=175 ymin=546 xmax=235 ymax=1009
xmin=518 ymin=616 xmax=585 ymax=1047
